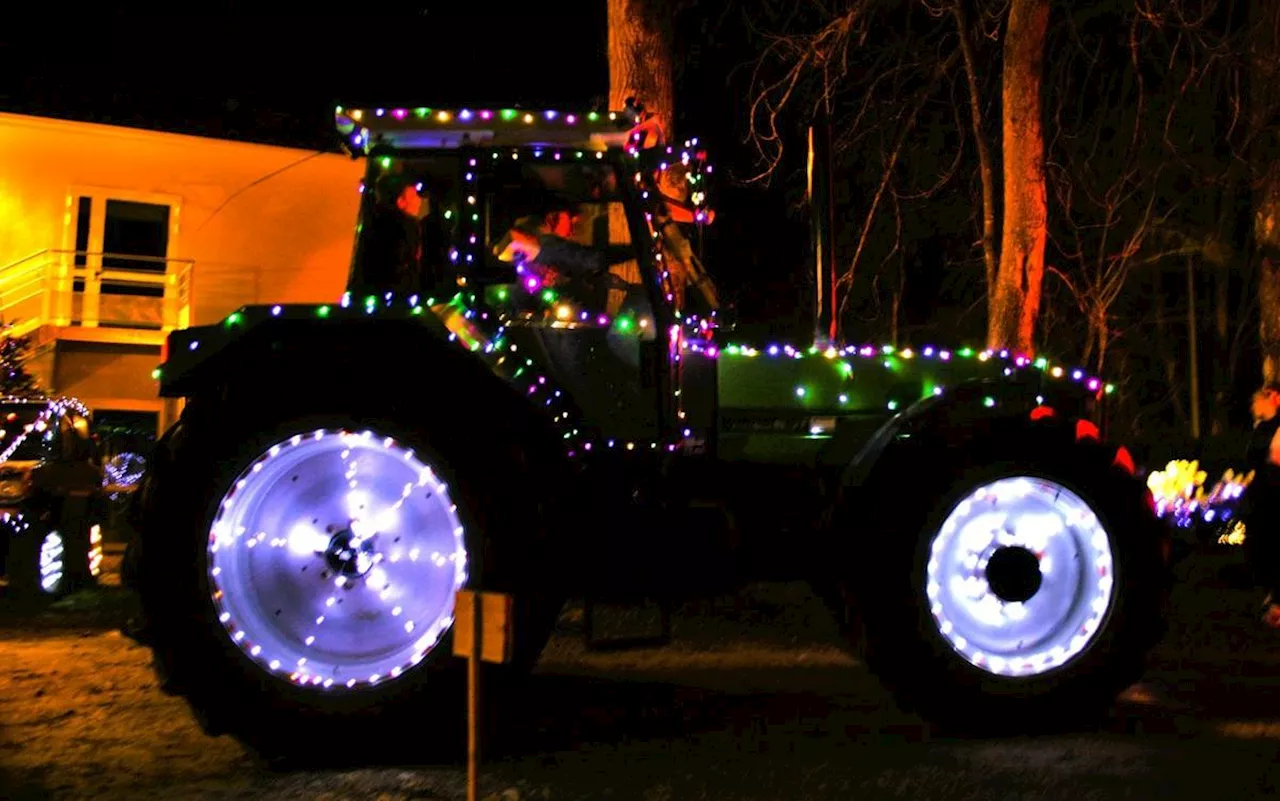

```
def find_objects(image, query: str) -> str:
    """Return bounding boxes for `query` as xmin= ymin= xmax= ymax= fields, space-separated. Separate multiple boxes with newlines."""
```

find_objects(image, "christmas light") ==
xmin=158 ymin=114 xmax=1114 ymax=464
xmin=926 ymin=477 xmax=1115 ymax=677
xmin=1146 ymin=459 xmax=1254 ymax=531
xmin=208 ymin=428 xmax=468 ymax=690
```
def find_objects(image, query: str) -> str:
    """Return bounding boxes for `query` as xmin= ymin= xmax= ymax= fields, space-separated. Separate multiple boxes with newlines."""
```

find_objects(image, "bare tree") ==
xmin=1251 ymin=0 xmax=1280 ymax=383
xmin=743 ymin=1 xmax=1054 ymax=352
xmin=987 ymin=0 xmax=1049 ymax=353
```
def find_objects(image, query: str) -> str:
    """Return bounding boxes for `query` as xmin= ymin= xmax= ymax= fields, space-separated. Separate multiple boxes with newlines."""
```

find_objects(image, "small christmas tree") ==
xmin=0 ymin=322 xmax=42 ymax=398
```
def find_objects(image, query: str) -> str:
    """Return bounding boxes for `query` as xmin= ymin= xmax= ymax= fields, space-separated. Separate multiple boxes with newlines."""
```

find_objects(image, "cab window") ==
xmin=481 ymin=160 xmax=653 ymax=336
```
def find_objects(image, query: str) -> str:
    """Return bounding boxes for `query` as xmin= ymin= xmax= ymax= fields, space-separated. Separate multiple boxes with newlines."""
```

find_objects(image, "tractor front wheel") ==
xmin=852 ymin=447 xmax=1165 ymax=729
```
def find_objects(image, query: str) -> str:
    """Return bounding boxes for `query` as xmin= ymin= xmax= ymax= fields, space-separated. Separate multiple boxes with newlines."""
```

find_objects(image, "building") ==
xmin=0 ymin=112 xmax=363 ymax=436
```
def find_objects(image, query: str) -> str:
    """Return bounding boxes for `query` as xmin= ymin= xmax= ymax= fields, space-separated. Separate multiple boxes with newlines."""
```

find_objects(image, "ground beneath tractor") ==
xmin=2 ymin=546 xmax=1280 ymax=800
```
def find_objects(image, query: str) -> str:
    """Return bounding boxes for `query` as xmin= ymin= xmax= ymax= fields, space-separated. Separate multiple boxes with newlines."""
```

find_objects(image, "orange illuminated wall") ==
xmin=0 ymin=112 xmax=364 ymax=324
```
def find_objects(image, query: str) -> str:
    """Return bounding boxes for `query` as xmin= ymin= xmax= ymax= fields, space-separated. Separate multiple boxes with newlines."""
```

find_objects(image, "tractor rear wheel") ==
xmin=132 ymin=407 xmax=562 ymax=759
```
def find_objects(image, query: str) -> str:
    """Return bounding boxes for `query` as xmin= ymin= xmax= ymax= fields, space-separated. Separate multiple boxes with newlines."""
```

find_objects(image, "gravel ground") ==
xmin=3 ymin=547 xmax=1280 ymax=800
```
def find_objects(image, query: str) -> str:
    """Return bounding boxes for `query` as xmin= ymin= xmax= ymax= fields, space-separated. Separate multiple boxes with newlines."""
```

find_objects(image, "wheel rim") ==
xmin=924 ymin=476 xmax=1116 ymax=677
xmin=208 ymin=428 xmax=469 ymax=690
xmin=39 ymin=529 xmax=64 ymax=593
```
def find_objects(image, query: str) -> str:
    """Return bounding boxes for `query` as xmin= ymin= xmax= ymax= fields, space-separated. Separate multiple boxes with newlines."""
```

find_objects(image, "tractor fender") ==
xmin=835 ymin=375 xmax=1114 ymax=493
xmin=138 ymin=315 xmax=581 ymax=593
xmin=163 ymin=315 xmax=567 ymax=461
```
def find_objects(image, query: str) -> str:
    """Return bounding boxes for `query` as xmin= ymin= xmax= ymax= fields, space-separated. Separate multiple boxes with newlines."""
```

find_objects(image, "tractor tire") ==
xmin=847 ymin=437 xmax=1165 ymax=731
xmin=6 ymin=510 xmax=99 ymax=600
xmin=131 ymin=406 xmax=563 ymax=761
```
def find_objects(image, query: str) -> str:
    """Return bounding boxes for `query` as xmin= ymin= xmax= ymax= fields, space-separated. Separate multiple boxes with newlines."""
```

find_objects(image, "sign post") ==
xmin=453 ymin=589 xmax=514 ymax=801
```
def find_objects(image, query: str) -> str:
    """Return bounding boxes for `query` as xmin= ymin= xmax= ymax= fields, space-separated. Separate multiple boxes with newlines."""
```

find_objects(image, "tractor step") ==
xmin=581 ymin=596 xmax=673 ymax=651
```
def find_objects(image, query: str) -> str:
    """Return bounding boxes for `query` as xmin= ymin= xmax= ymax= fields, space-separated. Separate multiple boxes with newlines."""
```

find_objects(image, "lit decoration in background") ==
xmin=1146 ymin=459 xmax=1208 ymax=527
xmin=925 ymin=476 xmax=1115 ymax=677
xmin=1145 ymin=459 xmax=1254 ymax=537
xmin=0 ymin=396 xmax=91 ymax=464
xmin=207 ymin=428 xmax=468 ymax=690
xmin=103 ymin=451 xmax=148 ymax=500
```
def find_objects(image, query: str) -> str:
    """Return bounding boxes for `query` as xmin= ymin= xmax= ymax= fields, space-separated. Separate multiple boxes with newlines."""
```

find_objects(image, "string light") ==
xmin=208 ymin=428 xmax=468 ymax=689
xmin=157 ymin=109 xmax=1115 ymax=462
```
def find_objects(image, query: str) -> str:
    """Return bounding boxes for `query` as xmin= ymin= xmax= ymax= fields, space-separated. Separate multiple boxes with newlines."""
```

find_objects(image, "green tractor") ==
xmin=123 ymin=101 xmax=1167 ymax=753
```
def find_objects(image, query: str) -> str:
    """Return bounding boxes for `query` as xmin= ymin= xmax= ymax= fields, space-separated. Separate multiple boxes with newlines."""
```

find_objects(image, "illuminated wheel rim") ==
xmin=208 ymin=429 xmax=468 ymax=690
xmin=39 ymin=529 xmax=65 ymax=593
xmin=925 ymin=477 xmax=1116 ymax=677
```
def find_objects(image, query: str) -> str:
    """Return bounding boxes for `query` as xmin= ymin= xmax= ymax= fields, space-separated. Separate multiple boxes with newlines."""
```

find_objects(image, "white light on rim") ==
xmin=207 ymin=428 xmax=468 ymax=691
xmin=925 ymin=476 xmax=1115 ymax=677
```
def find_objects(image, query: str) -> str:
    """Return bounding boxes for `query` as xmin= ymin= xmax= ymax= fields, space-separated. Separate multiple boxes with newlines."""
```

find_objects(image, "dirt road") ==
xmin=3 ymin=549 xmax=1280 ymax=800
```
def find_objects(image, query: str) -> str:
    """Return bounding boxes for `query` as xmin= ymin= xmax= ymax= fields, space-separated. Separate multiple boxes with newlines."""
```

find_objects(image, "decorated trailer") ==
xmin=123 ymin=102 xmax=1168 ymax=755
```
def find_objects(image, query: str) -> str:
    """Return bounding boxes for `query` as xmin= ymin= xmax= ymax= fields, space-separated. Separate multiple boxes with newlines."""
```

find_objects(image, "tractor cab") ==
xmin=335 ymin=102 xmax=720 ymax=443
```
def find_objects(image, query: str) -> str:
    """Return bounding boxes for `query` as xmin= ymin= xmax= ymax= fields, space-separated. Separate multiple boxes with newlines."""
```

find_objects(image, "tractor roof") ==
xmin=334 ymin=106 xmax=634 ymax=153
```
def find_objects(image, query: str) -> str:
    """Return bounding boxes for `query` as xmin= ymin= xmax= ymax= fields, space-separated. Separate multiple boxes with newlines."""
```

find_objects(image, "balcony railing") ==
xmin=0 ymin=249 xmax=193 ymax=334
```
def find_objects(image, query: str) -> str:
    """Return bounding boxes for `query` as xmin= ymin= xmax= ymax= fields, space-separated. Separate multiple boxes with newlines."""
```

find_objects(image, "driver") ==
xmin=494 ymin=200 xmax=632 ymax=289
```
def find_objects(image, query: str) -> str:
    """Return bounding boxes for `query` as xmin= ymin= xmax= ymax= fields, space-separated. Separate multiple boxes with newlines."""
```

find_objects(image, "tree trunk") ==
xmin=607 ymin=0 xmax=676 ymax=312
xmin=951 ymin=1 xmax=1000 ymax=319
xmin=987 ymin=0 xmax=1049 ymax=354
xmin=1253 ymin=1 xmax=1280 ymax=383
xmin=608 ymin=0 xmax=675 ymax=132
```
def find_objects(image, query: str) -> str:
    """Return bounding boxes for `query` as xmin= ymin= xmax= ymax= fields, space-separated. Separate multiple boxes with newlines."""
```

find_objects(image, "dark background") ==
xmin=0 ymin=3 xmax=810 ymax=337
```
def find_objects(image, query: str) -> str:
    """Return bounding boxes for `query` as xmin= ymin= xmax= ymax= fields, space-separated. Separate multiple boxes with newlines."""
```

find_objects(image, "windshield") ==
xmin=0 ymin=406 xmax=58 ymax=462
xmin=347 ymin=154 xmax=462 ymax=302
xmin=345 ymin=149 xmax=721 ymax=324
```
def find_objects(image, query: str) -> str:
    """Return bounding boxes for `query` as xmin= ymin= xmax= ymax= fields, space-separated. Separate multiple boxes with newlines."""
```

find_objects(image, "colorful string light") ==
xmin=158 ymin=110 xmax=1115 ymax=460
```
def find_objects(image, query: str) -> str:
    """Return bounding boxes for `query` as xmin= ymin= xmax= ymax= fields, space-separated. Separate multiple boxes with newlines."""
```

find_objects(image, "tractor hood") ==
xmin=711 ymin=342 xmax=1113 ymax=465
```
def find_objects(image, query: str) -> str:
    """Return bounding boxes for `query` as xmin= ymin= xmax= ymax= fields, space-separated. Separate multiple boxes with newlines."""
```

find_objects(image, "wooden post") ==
xmin=453 ymin=589 xmax=514 ymax=801
xmin=467 ymin=589 xmax=480 ymax=801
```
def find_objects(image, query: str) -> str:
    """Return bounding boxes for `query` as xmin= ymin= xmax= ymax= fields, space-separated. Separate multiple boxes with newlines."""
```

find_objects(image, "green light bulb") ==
xmin=317 ymin=305 xmax=331 ymax=318
xmin=501 ymin=109 xmax=518 ymax=120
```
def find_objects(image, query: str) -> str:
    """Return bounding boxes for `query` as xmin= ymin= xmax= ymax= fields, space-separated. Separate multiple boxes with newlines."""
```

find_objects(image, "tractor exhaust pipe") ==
xmin=807 ymin=114 xmax=838 ymax=347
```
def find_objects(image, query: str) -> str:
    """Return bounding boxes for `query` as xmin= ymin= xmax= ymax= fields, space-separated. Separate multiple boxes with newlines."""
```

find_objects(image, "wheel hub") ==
xmin=983 ymin=545 xmax=1042 ymax=603
xmin=324 ymin=527 xmax=376 ymax=579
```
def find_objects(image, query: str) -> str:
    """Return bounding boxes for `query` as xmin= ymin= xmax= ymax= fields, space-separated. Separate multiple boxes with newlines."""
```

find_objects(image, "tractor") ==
xmin=123 ymin=101 xmax=1167 ymax=754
